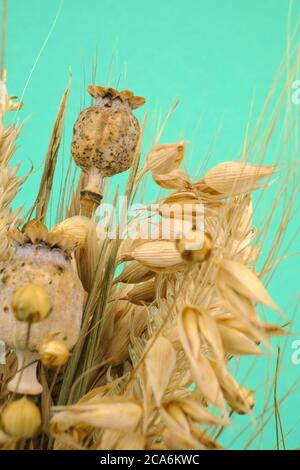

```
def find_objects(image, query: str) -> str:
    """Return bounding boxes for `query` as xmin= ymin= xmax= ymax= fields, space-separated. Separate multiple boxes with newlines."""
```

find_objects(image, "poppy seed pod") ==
xmin=0 ymin=221 xmax=85 ymax=395
xmin=71 ymin=85 xmax=145 ymax=216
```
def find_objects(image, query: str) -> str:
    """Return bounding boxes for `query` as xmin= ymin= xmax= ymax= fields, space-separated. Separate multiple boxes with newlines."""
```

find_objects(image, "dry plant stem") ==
xmin=7 ymin=350 xmax=42 ymax=395
xmin=80 ymin=167 xmax=103 ymax=218
xmin=274 ymin=346 xmax=286 ymax=450
xmin=71 ymin=239 xmax=119 ymax=401
xmin=58 ymin=123 xmax=145 ymax=405
xmin=57 ymin=238 xmax=110 ymax=406
xmin=7 ymin=322 xmax=42 ymax=395
xmin=0 ymin=0 xmax=7 ymax=80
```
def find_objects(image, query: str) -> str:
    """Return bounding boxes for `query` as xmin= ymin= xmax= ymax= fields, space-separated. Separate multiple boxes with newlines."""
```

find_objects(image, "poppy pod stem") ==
xmin=7 ymin=349 xmax=42 ymax=395
xmin=80 ymin=167 xmax=103 ymax=218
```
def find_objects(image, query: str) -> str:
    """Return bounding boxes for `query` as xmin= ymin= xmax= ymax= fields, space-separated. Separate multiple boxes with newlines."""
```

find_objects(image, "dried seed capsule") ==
xmin=1 ymin=222 xmax=85 ymax=395
xmin=39 ymin=337 xmax=70 ymax=368
xmin=72 ymin=86 xmax=145 ymax=177
xmin=1 ymin=397 xmax=41 ymax=439
xmin=12 ymin=283 xmax=52 ymax=323
xmin=71 ymin=85 xmax=145 ymax=216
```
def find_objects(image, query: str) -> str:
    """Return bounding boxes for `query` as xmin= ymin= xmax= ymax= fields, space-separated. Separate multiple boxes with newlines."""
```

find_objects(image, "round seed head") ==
xmin=39 ymin=337 xmax=70 ymax=368
xmin=12 ymin=283 xmax=52 ymax=323
xmin=71 ymin=85 xmax=145 ymax=177
xmin=1 ymin=397 xmax=41 ymax=439
xmin=0 ymin=245 xmax=85 ymax=352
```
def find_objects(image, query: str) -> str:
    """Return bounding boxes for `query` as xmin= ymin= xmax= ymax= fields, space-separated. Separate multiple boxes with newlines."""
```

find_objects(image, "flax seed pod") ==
xmin=38 ymin=336 xmax=70 ymax=368
xmin=1 ymin=397 xmax=41 ymax=439
xmin=71 ymin=86 xmax=145 ymax=217
xmin=12 ymin=283 xmax=51 ymax=323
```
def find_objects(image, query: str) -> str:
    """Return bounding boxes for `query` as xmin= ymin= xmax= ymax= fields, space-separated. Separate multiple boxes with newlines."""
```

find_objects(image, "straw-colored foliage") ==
xmin=0 ymin=35 xmax=299 ymax=451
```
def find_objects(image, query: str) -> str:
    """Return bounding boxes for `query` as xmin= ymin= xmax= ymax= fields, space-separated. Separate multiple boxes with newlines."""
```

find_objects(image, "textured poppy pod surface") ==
xmin=71 ymin=85 xmax=145 ymax=177
xmin=0 ymin=222 xmax=85 ymax=395
xmin=0 ymin=239 xmax=85 ymax=351
xmin=71 ymin=85 xmax=145 ymax=216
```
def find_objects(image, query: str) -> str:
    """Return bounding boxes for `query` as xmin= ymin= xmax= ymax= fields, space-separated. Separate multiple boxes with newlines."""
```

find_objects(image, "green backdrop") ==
xmin=3 ymin=0 xmax=300 ymax=449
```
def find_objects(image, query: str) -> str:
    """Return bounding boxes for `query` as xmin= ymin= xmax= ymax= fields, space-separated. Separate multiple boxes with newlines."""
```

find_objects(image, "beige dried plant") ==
xmin=0 ymin=18 xmax=299 ymax=452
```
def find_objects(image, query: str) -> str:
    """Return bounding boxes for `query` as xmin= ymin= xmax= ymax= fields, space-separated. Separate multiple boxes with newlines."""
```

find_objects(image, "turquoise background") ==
xmin=3 ymin=0 xmax=300 ymax=449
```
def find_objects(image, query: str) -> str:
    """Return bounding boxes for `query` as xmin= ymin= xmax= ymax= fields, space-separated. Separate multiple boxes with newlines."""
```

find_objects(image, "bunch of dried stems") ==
xmin=0 ymin=19 xmax=299 ymax=451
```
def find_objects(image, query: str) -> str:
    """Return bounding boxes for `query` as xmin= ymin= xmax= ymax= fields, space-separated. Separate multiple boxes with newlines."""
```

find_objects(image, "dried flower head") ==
xmin=71 ymin=85 xmax=145 ymax=217
xmin=12 ymin=283 xmax=52 ymax=323
xmin=39 ymin=336 xmax=70 ymax=368
xmin=0 ymin=218 xmax=85 ymax=396
xmin=1 ymin=397 xmax=41 ymax=439
xmin=72 ymin=85 xmax=145 ymax=177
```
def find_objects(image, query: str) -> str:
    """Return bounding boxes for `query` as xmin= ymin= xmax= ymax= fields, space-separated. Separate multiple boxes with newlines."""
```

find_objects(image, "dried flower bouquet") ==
xmin=0 ymin=39 xmax=299 ymax=451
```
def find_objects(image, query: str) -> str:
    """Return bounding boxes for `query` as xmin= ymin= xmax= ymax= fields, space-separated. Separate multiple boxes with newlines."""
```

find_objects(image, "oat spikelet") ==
xmin=0 ymin=77 xmax=23 ymax=263
xmin=145 ymin=336 xmax=176 ymax=406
